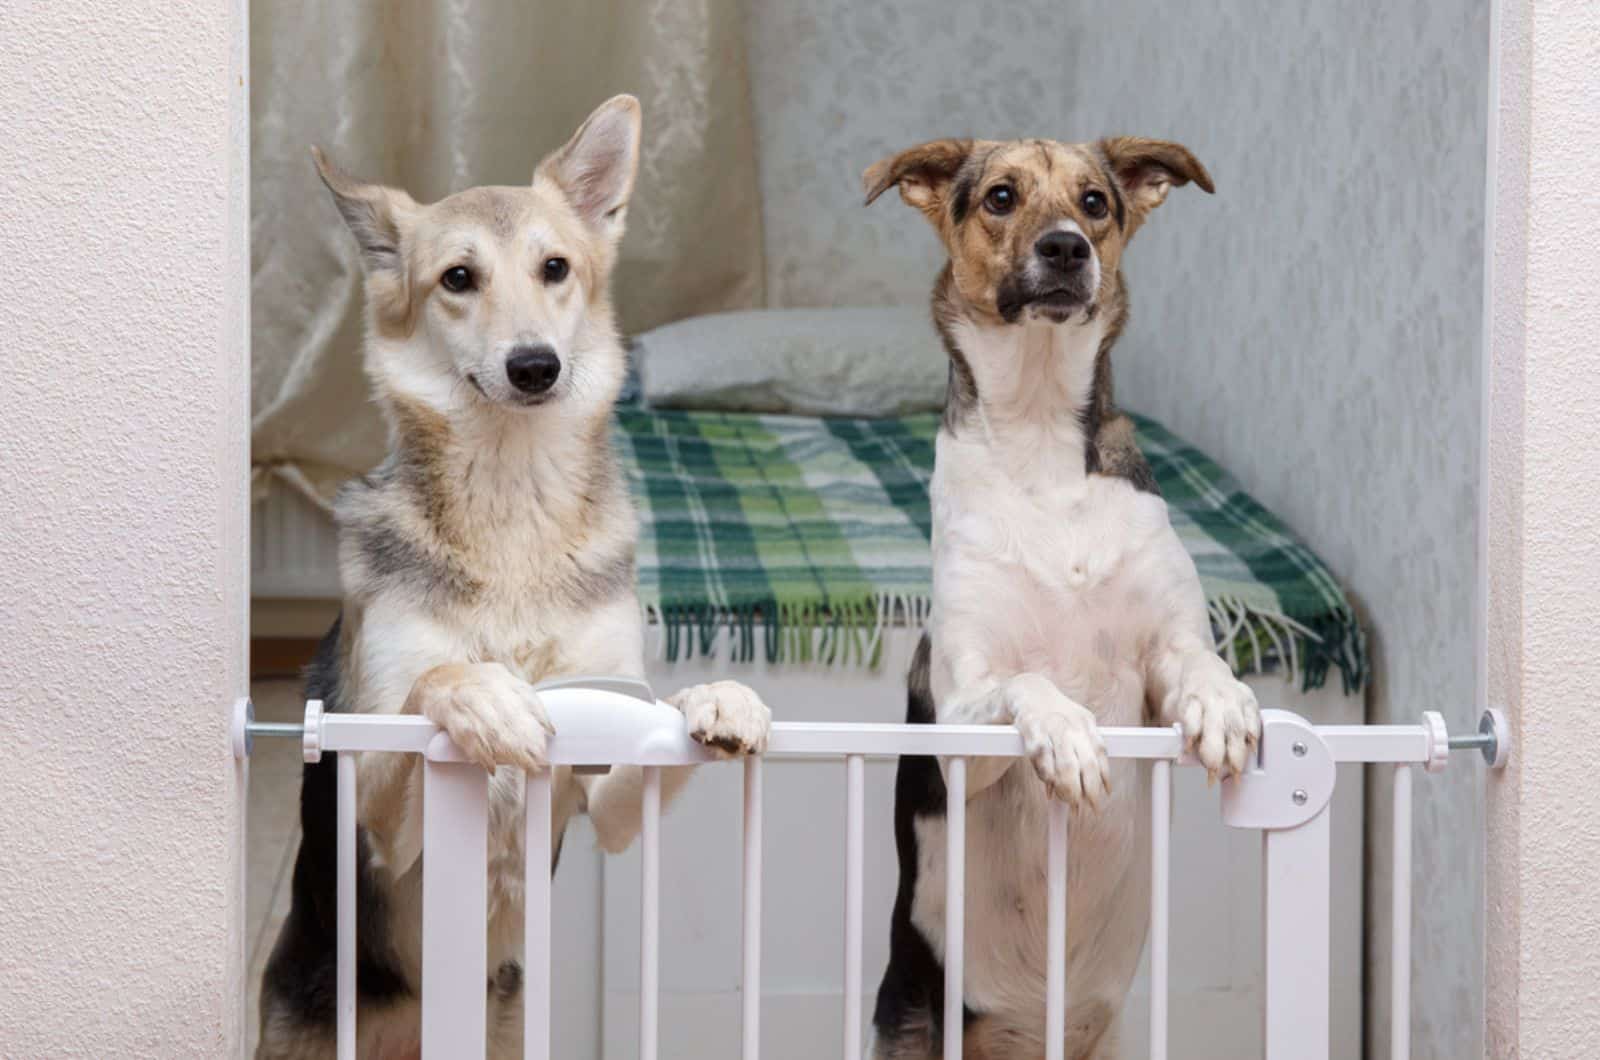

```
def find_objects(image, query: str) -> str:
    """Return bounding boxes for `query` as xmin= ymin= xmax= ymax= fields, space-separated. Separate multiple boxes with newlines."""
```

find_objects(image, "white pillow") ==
xmin=635 ymin=307 xmax=947 ymax=417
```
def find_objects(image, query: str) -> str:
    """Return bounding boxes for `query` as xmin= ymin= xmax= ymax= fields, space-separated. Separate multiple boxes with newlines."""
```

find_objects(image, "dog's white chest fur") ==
xmin=912 ymin=320 xmax=1207 ymax=1036
xmin=926 ymin=318 xmax=1187 ymax=717
xmin=933 ymin=461 xmax=1174 ymax=705
xmin=920 ymin=449 xmax=1170 ymax=1011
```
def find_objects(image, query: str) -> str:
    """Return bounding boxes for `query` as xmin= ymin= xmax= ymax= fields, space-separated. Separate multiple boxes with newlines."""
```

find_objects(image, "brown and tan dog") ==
xmin=864 ymin=136 xmax=1256 ymax=1060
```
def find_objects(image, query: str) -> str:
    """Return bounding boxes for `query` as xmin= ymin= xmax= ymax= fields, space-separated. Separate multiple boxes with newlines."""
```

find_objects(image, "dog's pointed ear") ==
xmin=311 ymin=146 xmax=415 ymax=274
xmin=862 ymin=139 xmax=973 ymax=220
xmin=1098 ymin=138 xmax=1213 ymax=234
xmin=537 ymin=94 xmax=642 ymax=238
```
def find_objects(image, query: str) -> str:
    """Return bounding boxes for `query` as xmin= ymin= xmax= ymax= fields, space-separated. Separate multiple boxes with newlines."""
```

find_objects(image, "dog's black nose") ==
xmin=505 ymin=345 xmax=561 ymax=395
xmin=1035 ymin=230 xmax=1092 ymax=270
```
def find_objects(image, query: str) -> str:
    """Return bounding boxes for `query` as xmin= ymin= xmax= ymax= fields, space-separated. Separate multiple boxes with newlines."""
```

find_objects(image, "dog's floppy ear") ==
xmin=1098 ymin=138 xmax=1214 ymax=234
xmin=538 ymin=94 xmax=642 ymax=238
xmin=862 ymin=139 xmax=973 ymax=220
xmin=311 ymin=147 xmax=415 ymax=275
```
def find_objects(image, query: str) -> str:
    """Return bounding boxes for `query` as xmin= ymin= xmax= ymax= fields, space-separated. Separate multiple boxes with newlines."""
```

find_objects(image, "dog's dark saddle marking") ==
xmin=931 ymin=272 xmax=1162 ymax=499
xmin=258 ymin=617 xmax=415 ymax=1034
xmin=258 ymin=618 xmax=543 ymax=1039
xmin=871 ymin=633 xmax=979 ymax=1051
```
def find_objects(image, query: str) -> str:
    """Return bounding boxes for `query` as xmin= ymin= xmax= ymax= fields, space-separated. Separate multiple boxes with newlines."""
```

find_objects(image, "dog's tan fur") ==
xmin=865 ymin=137 xmax=1212 ymax=455
xmin=863 ymin=137 xmax=1209 ymax=322
xmin=258 ymin=97 xmax=771 ymax=1059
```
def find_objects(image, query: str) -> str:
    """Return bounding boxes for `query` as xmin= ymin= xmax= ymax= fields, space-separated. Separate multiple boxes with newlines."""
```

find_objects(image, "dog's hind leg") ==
xmin=582 ymin=762 xmax=694 ymax=853
xmin=960 ymin=1014 xmax=1043 ymax=1059
xmin=868 ymin=1019 xmax=939 ymax=1060
xmin=486 ymin=959 xmax=525 ymax=1060
xmin=1067 ymin=999 xmax=1119 ymax=1060
xmin=951 ymin=1002 xmax=1116 ymax=1060
xmin=254 ymin=1008 xmax=336 ymax=1060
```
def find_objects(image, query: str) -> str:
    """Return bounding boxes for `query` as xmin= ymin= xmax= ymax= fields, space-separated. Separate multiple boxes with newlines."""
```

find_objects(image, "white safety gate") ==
xmin=233 ymin=685 xmax=1509 ymax=1060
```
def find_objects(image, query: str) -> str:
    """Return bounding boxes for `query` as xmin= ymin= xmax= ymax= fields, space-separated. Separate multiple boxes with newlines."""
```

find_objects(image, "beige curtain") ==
xmin=250 ymin=1 xmax=766 ymax=505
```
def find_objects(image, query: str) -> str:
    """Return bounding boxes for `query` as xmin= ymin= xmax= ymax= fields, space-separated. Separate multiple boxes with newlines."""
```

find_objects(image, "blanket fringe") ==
xmin=641 ymin=591 xmax=1367 ymax=692
xmin=1204 ymin=594 xmax=1367 ymax=694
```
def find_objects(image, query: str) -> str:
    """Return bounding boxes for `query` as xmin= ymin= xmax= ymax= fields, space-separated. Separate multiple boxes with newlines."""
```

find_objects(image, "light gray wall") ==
xmin=746 ymin=1 xmax=1488 ymax=1055
xmin=747 ymin=2 xmax=1077 ymax=306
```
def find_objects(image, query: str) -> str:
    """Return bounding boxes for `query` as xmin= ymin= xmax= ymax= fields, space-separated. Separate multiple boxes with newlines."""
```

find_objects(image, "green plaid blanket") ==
xmin=615 ymin=408 xmax=1366 ymax=692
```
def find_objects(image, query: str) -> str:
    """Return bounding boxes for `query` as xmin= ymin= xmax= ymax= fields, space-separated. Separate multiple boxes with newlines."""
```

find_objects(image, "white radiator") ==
xmin=251 ymin=483 xmax=340 ymax=600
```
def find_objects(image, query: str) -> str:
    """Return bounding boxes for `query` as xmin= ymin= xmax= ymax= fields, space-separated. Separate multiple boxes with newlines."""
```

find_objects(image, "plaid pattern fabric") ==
xmin=614 ymin=408 xmax=1366 ymax=692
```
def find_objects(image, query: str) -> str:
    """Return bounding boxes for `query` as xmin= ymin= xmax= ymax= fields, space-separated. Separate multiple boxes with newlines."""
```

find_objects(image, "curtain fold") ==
xmin=250 ymin=1 xmax=765 ymax=505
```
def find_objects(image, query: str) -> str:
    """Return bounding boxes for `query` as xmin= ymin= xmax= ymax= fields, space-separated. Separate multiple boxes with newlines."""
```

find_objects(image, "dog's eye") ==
xmin=984 ymin=185 xmax=1016 ymax=216
xmin=542 ymin=257 xmax=570 ymax=284
xmin=1081 ymin=190 xmax=1109 ymax=219
xmin=440 ymin=266 xmax=474 ymax=293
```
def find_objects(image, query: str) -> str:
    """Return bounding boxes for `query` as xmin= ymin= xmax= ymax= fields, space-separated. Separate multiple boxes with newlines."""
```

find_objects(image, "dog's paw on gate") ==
xmin=1173 ymin=653 xmax=1261 ymax=782
xmin=405 ymin=661 xmax=555 ymax=773
xmin=668 ymin=680 xmax=773 ymax=757
xmin=1008 ymin=674 xmax=1112 ymax=810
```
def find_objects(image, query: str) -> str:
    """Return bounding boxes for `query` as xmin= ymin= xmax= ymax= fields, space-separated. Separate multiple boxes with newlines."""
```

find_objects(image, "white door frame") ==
xmin=1479 ymin=0 xmax=1600 ymax=1055
xmin=0 ymin=0 xmax=252 ymax=1055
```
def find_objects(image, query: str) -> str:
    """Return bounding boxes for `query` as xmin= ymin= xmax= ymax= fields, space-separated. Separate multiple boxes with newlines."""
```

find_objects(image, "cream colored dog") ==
xmin=257 ymin=95 xmax=771 ymax=1058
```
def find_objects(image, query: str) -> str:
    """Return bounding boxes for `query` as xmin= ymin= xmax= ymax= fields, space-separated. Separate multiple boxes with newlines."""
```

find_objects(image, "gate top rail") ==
xmin=229 ymin=680 xmax=1510 ymax=773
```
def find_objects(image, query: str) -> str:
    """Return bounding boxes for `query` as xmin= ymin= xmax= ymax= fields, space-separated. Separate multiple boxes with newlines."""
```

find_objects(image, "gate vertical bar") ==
xmin=844 ymin=755 xmax=865 ymax=1060
xmin=742 ymin=757 xmax=763 ymax=1060
xmin=943 ymin=757 xmax=966 ymax=1060
xmin=1261 ymin=804 xmax=1331 ymax=1060
xmin=421 ymin=755 xmax=490 ymax=1058
xmin=1391 ymin=765 xmax=1413 ymax=1060
xmin=1150 ymin=760 xmax=1172 ymax=1060
xmin=1044 ymin=799 xmax=1069 ymax=1060
xmin=640 ymin=767 xmax=662 ymax=1060
xmin=524 ymin=769 xmax=554 ymax=1060
xmin=336 ymin=753 xmax=357 ymax=1060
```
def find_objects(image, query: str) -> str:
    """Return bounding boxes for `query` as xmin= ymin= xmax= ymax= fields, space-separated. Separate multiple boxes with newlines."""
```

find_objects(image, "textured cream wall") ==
xmin=0 ymin=1 xmax=251 ymax=1054
xmin=746 ymin=4 xmax=1489 ymax=1054
xmin=1484 ymin=0 xmax=1600 ymax=1054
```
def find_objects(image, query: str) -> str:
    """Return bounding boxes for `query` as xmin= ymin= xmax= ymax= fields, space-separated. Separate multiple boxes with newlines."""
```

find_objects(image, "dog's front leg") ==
xmin=938 ymin=649 xmax=1110 ymax=808
xmin=359 ymin=660 xmax=555 ymax=878
xmin=1147 ymin=627 xmax=1260 ymax=782
xmin=583 ymin=680 xmax=772 ymax=853
xmin=1138 ymin=534 xmax=1261 ymax=781
xmin=406 ymin=661 xmax=555 ymax=773
xmin=348 ymin=597 xmax=554 ymax=878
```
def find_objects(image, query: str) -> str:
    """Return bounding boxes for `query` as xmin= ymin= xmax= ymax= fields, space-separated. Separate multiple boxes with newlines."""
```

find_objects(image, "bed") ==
xmin=620 ymin=404 xmax=1365 ymax=693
